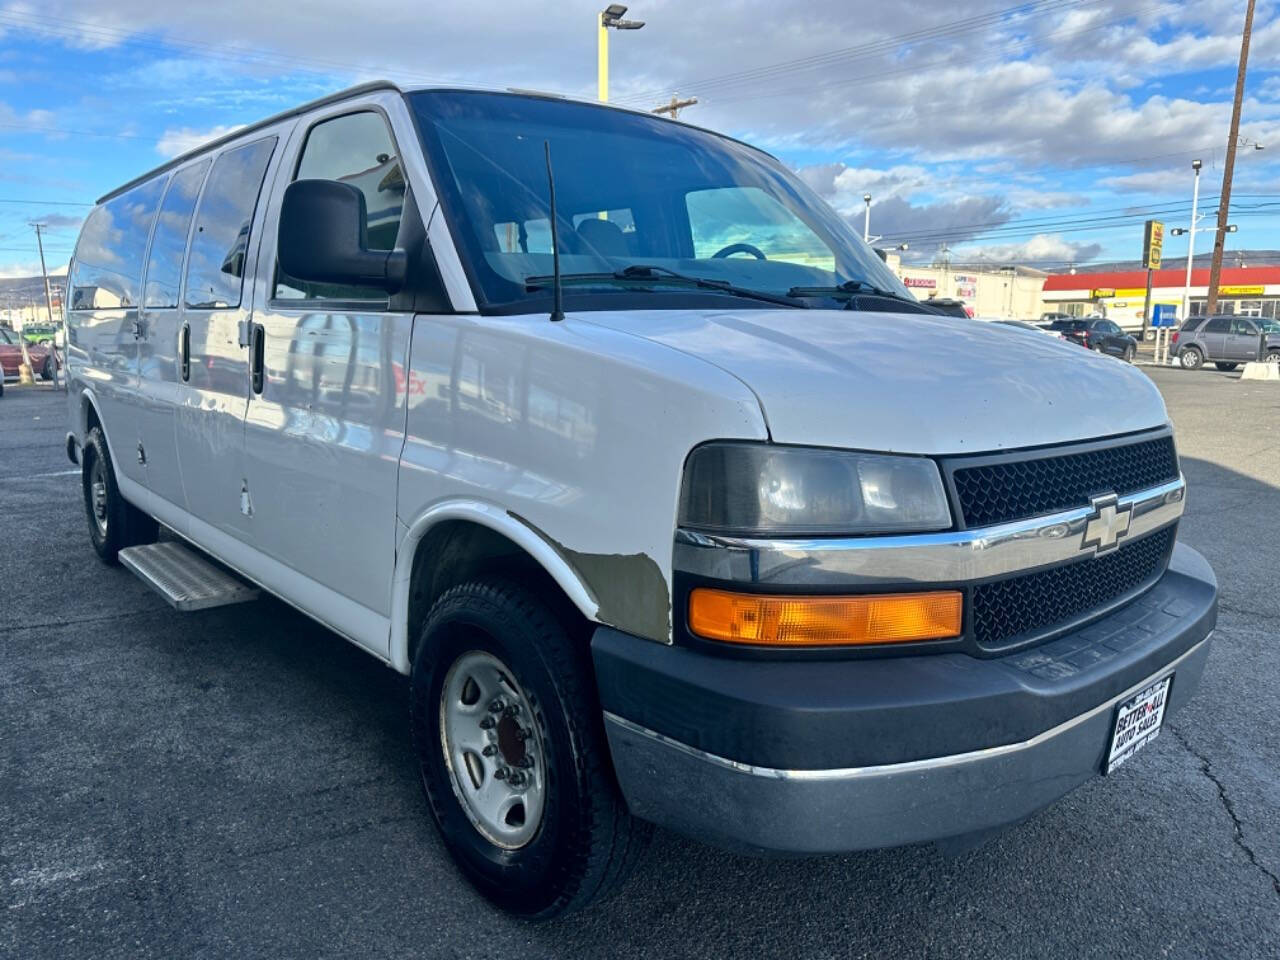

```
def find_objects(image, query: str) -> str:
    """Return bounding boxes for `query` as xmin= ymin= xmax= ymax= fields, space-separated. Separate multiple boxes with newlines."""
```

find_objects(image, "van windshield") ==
xmin=409 ymin=90 xmax=910 ymax=313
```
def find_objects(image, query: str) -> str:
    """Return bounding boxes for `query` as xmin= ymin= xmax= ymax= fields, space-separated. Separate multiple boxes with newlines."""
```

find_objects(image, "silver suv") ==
xmin=1176 ymin=315 xmax=1280 ymax=370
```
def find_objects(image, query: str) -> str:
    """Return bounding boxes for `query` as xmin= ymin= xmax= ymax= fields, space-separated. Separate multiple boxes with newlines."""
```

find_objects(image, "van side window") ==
xmin=68 ymin=178 xmax=165 ymax=310
xmin=184 ymin=138 xmax=277 ymax=310
xmin=143 ymin=160 xmax=210 ymax=310
xmin=274 ymin=111 xmax=404 ymax=303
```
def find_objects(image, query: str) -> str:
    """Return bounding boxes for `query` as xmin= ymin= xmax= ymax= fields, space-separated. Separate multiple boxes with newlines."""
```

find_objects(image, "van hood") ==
xmin=577 ymin=308 xmax=1169 ymax=455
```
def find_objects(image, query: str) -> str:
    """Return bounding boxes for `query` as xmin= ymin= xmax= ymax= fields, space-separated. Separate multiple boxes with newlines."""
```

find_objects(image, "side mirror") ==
xmin=278 ymin=179 xmax=407 ymax=294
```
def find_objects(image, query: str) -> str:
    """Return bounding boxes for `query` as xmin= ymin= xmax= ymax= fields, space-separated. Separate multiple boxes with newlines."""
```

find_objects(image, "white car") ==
xmin=64 ymin=82 xmax=1216 ymax=918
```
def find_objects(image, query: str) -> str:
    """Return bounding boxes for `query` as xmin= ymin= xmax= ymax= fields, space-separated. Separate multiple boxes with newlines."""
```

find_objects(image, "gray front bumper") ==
xmin=601 ymin=543 xmax=1216 ymax=855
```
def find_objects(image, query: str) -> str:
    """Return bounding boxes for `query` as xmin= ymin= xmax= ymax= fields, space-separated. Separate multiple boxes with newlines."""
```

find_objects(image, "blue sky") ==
xmin=1 ymin=0 xmax=1277 ymax=281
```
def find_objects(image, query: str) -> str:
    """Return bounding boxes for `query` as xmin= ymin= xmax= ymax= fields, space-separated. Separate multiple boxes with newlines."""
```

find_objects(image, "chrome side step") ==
xmin=118 ymin=541 xmax=260 ymax=611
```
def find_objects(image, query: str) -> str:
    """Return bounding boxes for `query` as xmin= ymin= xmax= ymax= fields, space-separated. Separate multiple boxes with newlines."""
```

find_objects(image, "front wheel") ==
xmin=1265 ymin=351 xmax=1280 ymax=364
xmin=410 ymin=579 xmax=648 ymax=919
xmin=80 ymin=427 xmax=158 ymax=564
xmin=1179 ymin=347 xmax=1204 ymax=370
xmin=1124 ymin=345 xmax=1136 ymax=363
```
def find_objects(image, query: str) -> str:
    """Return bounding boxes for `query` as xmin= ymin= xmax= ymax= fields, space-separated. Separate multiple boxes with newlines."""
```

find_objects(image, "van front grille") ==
xmin=972 ymin=526 xmax=1176 ymax=649
xmin=952 ymin=435 xmax=1179 ymax=528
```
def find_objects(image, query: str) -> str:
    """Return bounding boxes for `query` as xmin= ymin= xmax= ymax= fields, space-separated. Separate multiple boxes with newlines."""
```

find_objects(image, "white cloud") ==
xmin=0 ymin=261 xmax=68 ymax=280
xmin=155 ymin=123 xmax=244 ymax=158
xmin=954 ymin=234 xmax=1103 ymax=266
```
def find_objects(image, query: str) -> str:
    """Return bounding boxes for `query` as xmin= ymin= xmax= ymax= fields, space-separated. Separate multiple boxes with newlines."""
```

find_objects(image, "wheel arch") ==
xmin=390 ymin=501 xmax=600 ymax=675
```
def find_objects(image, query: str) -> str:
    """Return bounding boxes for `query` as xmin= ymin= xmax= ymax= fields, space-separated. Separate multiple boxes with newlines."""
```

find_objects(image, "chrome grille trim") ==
xmin=673 ymin=476 xmax=1185 ymax=587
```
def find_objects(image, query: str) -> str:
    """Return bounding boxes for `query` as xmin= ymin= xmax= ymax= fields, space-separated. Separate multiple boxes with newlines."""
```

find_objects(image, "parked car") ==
xmin=64 ymin=83 xmax=1216 ymax=918
xmin=20 ymin=323 xmax=60 ymax=346
xmin=1048 ymin=317 xmax=1138 ymax=361
xmin=1174 ymin=315 xmax=1280 ymax=370
xmin=0 ymin=326 xmax=59 ymax=380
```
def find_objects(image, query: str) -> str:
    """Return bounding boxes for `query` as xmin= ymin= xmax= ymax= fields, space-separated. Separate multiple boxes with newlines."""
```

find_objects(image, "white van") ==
xmin=65 ymin=82 xmax=1217 ymax=918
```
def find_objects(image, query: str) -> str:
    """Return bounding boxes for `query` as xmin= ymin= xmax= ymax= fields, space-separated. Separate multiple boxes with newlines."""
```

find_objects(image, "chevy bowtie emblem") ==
xmin=1082 ymin=493 xmax=1132 ymax=555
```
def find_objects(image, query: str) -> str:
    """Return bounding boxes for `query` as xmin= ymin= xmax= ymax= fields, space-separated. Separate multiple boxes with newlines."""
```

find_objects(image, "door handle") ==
xmin=250 ymin=323 xmax=265 ymax=395
xmin=180 ymin=323 xmax=191 ymax=382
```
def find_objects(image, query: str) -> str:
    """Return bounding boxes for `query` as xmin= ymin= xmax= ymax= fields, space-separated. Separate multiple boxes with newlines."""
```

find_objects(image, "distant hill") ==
xmin=0 ymin=274 xmax=66 ymax=308
xmin=1050 ymin=250 xmax=1280 ymax=274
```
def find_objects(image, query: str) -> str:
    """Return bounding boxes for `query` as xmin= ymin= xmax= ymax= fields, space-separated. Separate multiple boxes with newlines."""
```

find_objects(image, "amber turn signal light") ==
xmin=687 ymin=588 xmax=963 ymax=647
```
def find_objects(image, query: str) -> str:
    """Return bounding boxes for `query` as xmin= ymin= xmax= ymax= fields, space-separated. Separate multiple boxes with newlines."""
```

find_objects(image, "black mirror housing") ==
xmin=278 ymin=179 xmax=407 ymax=294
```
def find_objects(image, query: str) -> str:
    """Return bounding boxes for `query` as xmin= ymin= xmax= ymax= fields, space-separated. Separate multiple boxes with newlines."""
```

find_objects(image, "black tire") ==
xmin=1124 ymin=345 xmax=1136 ymax=363
xmin=41 ymin=355 xmax=54 ymax=380
xmin=1266 ymin=351 xmax=1280 ymax=365
xmin=410 ymin=579 xmax=649 ymax=919
xmin=1214 ymin=362 xmax=1239 ymax=371
xmin=1179 ymin=347 xmax=1204 ymax=370
xmin=80 ymin=427 xmax=158 ymax=564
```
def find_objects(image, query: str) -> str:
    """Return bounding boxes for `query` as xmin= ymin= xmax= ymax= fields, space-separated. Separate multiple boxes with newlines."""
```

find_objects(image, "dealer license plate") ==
xmin=1105 ymin=675 xmax=1172 ymax=774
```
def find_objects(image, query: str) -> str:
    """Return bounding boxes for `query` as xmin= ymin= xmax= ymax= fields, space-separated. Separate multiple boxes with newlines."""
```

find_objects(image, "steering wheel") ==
xmin=711 ymin=242 xmax=767 ymax=260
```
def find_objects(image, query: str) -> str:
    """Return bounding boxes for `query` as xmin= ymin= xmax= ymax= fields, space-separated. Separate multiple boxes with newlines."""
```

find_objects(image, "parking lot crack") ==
xmin=1169 ymin=725 xmax=1280 ymax=898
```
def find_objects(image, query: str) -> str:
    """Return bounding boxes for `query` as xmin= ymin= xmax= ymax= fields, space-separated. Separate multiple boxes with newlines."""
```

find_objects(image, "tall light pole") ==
xmin=598 ymin=4 xmax=645 ymax=103
xmin=863 ymin=194 xmax=872 ymax=243
xmin=1179 ymin=159 xmax=1201 ymax=322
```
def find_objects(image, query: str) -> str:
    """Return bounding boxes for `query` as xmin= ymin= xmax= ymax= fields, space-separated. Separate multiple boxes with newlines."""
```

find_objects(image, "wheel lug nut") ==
xmin=482 ymin=744 xmax=497 ymax=757
xmin=494 ymin=767 xmax=507 ymax=781
xmin=479 ymin=717 xmax=495 ymax=730
xmin=488 ymin=698 xmax=505 ymax=713
xmin=515 ymin=728 xmax=530 ymax=741
xmin=504 ymin=704 xmax=520 ymax=717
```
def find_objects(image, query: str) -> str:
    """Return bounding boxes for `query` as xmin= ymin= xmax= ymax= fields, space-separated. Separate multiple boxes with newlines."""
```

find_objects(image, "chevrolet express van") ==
xmin=65 ymin=82 xmax=1217 ymax=918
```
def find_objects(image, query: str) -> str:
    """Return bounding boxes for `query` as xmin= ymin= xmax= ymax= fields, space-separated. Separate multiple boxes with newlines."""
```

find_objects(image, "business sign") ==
xmin=1219 ymin=285 xmax=1264 ymax=296
xmin=953 ymin=273 xmax=977 ymax=299
xmin=1091 ymin=287 xmax=1116 ymax=298
xmin=903 ymin=277 xmax=937 ymax=289
xmin=1142 ymin=219 xmax=1164 ymax=269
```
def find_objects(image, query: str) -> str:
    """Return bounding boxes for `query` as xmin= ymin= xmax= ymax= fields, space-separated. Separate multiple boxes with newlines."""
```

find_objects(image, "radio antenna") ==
xmin=544 ymin=141 xmax=565 ymax=322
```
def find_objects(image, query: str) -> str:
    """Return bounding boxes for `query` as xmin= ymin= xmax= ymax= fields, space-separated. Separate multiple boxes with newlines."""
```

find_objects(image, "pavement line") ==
xmin=0 ymin=469 xmax=79 ymax=482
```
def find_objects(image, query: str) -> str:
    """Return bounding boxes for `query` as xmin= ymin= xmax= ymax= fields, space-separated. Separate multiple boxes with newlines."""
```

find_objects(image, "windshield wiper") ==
xmin=525 ymin=264 xmax=807 ymax=309
xmin=786 ymin=279 xmax=920 ymax=308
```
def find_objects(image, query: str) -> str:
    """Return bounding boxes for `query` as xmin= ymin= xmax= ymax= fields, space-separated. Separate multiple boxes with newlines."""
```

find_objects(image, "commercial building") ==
xmin=1041 ymin=266 xmax=1280 ymax=333
xmin=882 ymin=254 xmax=1049 ymax=319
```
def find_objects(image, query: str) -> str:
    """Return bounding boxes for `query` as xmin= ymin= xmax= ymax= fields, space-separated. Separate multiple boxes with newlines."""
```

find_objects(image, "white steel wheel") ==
xmin=439 ymin=650 xmax=546 ymax=850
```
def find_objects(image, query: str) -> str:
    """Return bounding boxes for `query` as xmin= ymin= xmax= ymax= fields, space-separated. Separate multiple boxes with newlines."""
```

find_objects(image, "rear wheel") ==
xmin=1214 ymin=362 xmax=1239 ymax=371
xmin=1179 ymin=347 xmax=1204 ymax=370
xmin=40 ymin=355 xmax=54 ymax=380
xmin=80 ymin=427 xmax=158 ymax=564
xmin=1265 ymin=351 xmax=1280 ymax=364
xmin=410 ymin=579 xmax=648 ymax=919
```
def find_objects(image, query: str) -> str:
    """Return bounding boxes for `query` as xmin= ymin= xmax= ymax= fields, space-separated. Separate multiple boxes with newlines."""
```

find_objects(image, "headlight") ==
xmin=679 ymin=442 xmax=951 ymax=536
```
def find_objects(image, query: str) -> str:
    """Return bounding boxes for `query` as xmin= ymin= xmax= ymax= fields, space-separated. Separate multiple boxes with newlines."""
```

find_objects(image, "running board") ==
xmin=118 ymin=541 xmax=260 ymax=611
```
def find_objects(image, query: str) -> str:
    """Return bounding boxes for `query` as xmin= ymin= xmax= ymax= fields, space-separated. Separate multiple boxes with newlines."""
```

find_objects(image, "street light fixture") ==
xmin=598 ymin=4 xmax=645 ymax=102
xmin=863 ymin=194 xmax=872 ymax=243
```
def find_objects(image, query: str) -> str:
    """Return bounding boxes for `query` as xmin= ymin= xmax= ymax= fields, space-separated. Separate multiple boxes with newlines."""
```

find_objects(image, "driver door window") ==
xmin=685 ymin=186 xmax=835 ymax=270
xmin=274 ymin=111 xmax=405 ymax=303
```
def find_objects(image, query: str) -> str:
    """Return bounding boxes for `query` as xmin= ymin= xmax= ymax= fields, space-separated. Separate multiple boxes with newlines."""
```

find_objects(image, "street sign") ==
xmin=1143 ymin=220 xmax=1164 ymax=269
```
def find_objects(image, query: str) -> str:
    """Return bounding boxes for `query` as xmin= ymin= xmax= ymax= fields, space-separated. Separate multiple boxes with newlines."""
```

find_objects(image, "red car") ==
xmin=0 ymin=326 xmax=60 ymax=380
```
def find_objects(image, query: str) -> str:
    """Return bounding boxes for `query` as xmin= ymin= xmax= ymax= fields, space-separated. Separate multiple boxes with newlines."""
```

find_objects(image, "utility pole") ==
xmin=651 ymin=95 xmax=697 ymax=118
xmin=1205 ymin=0 xmax=1254 ymax=315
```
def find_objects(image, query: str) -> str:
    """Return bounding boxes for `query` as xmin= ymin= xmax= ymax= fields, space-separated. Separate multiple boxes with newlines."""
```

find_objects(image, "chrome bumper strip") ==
xmin=674 ymin=476 xmax=1185 ymax=586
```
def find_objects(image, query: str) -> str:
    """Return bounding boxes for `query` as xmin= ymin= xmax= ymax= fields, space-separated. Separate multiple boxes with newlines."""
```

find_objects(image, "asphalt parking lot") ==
xmin=2 ymin=367 xmax=1278 ymax=960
